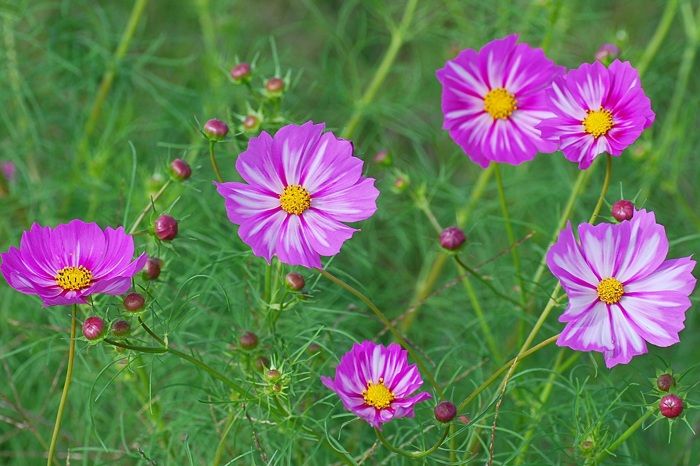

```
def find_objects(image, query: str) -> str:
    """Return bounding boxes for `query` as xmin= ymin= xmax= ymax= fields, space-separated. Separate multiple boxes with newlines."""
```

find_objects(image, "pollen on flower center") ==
xmin=483 ymin=88 xmax=517 ymax=120
xmin=279 ymin=184 xmax=311 ymax=215
xmin=583 ymin=108 xmax=614 ymax=138
xmin=362 ymin=378 xmax=394 ymax=409
xmin=597 ymin=277 xmax=624 ymax=304
xmin=55 ymin=265 xmax=93 ymax=291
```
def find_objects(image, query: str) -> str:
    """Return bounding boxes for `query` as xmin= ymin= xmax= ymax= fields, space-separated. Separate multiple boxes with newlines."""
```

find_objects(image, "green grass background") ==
xmin=1 ymin=0 xmax=699 ymax=464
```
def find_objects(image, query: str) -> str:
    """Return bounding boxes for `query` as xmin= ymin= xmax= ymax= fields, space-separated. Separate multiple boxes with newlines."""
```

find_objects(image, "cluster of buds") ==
xmin=653 ymin=372 xmax=686 ymax=419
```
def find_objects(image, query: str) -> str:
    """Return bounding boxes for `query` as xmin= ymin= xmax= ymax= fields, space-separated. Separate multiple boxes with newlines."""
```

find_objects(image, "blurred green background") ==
xmin=1 ymin=0 xmax=699 ymax=464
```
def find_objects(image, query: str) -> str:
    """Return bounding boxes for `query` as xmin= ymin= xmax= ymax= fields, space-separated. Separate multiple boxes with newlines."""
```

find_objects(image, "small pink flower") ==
xmin=546 ymin=210 xmax=696 ymax=367
xmin=537 ymin=60 xmax=655 ymax=169
xmin=436 ymin=34 xmax=564 ymax=167
xmin=321 ymin=341 xmax=432 ymax=429
xmin=1 ymin=220 xmax=147 ymax=307
xmin=216 ymin=122 xmax=379 ymax=268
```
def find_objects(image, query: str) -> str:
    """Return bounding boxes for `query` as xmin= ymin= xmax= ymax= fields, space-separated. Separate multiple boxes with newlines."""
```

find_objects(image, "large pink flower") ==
xmin=546 ymin=210 xmax=696 ymax=368
xmin=436 ymin=34 xmax=564 ymax=167
xmin=1 ymin=220 xmax=147 ymax=307
xmin=216 ymin=122 xmax=379 ymax=268
xmin=537 ymin=60 xmax=655 ymax=169
xmin=321 ymin=341 xmax=432 ymax=429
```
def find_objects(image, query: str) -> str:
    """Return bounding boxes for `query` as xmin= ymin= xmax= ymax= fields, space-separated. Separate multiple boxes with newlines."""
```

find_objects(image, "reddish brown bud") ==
xmin=285 ymin=272 xmax=305 ymax=291
xmin=611 ymin=200 xmax=634 ymax=222
xmin=123 ymin=292 xmax=146 ymax=313
xmin=154 ymin=215 xmax=178 ymax=241
xmin=143 ymin=257 xmax=163 ymax=280
xmin=440 ymin=226 xmax=466 ymax=251
xmin=82 ymin=316 xmax=106 ymax=341
xmin=230 ymin=63 xmax=251 ymax=82
xmin=203 ymin=118 xmax=229 ymax=140
xmin=659 ymin=394 xmax=684 ymax=418
xmin=266 ymin=369 xmax=281 ymax=381
xmin=434 ymin=401 xmax=457 ymax=423
xmin=240 ymin=331 xmax=258 ymax=350
xmin=657 ymin=373 xmax=675 ymax=392
xmin=170 ymin=159 xmax=192 ymax=181
xmin=265 ymin=77 xmax=285 ymax=96
xmin=110 ymin=319 xmax=131 ymax=338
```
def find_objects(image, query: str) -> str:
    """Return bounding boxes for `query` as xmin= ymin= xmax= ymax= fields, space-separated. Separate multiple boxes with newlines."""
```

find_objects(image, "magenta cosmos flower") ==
xmin=321 ymin=341 xmax=432 ymax=429
xmin=216 ymin=122 xmax=379 ymax=268
xmin=1 ymin=220 xmax=147 ymax=306
xmin=546 ymin=210 xmax=696 ymax=368
xmin=436 ymin=34 xmax=564 ymax=167
xmin=537 ymin=60 xmax=655 ymax=169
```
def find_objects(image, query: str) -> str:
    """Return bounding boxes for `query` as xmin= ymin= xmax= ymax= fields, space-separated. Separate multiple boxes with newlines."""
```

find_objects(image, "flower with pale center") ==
xmin=1 ymin=220 xmax=147 ymax=307
xmin=538 ymin=60 xmax=654 ymax=169
xmin=546 ymin=209 xmax=696 ymax=367
xmin=216 ymin=122 xmax=378 ymax=268
xmin=436 ymin=34 xmax=564 ymax=167
xmin=321 ymin=341 xmax=431 ymax=429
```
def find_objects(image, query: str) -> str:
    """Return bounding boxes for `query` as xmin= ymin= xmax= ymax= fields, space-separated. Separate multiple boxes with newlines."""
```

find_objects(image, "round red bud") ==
xmin=123 ymin=292 xmax=146 ymax=312
xmin=154 ymin=215 xmax=178 ymax=241
xmin=83 ymin=316 xmax=106 ymax=341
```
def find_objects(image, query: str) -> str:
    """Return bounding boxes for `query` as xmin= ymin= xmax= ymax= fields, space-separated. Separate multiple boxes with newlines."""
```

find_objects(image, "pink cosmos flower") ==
xmin=546 ymin=210 xmax=696 ymax=368
xmin=1 ymin=220 xmax=147 ymax=307
xmin=321 ymin=341 xmax=432 ymax=429
xmin=537 ymin=60 xmax=655 ymax=169
xmin=436 ymin=34 xmax=564 ymax=167
xmin=216 ymin=122 xmax=379 ymax=268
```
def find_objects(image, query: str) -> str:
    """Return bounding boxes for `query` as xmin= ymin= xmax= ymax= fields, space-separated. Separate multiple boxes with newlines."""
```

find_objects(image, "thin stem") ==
xmin=587 ymin=155 xmax=612 ymax=224
xmin=212 ymin=409 xmax=238 ymax=466
xmin=636 ymin=0 xmax=679 ymax=77
xmin=494 ymin=164 xmax=527 ymax=306
xmin=459 ymin=274 xmax=502 ymax=363
xmin=375 ymin=425 xmax=450 ymax=459
xmin=209 ymin=140 xmax=224 ymax=183
xmin=317 ymin=268 xmax=442 ymax=396
xmin=341 ymin=0 xmax=418 ymax=139
xmin=453 ymin=256 xmax=523 ymax=309
xmin=457 ymin=333 xmax=559 ymax=411
xmin=46 ymin=306 xmax=77 ymax=466
xmin=593 ymin=408 xmax=654 ymax=463
xmin=138 ymin=317 xmax=166 ymax=346
xmin=128 ymin=179 xmax=172 ymax=235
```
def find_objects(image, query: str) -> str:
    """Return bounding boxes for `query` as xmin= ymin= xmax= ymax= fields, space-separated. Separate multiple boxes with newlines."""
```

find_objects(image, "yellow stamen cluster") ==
xmin=483 ymin=88 xmax=517 ymax=120
xmin=362 ymin=378 xmax=395 ymax=409
xmin=279 ymin=184 xmax=311 ymax=215
xmin=582 ymin=108 xmax=614 ymax=138
xmin=597 ymin=277 xmax=624 ymax=304
xmin=55 ymin=265 xmax=93 ymax=291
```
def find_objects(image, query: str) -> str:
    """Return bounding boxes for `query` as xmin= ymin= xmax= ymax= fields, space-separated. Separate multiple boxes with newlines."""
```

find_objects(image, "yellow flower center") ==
xmin=582 ymin=108 xmax=614 ymax=138
xmin=483 ymin=88 xmax=517 ymax=120
xmin=362 ymin=378 xmax=394 ymax=409
xmin=597 ymin=277 xmax=624 ymax=304
xmin=279 ymin=184 xmax=311 ymax=215
xmin=55 ymin=265 xmax=93 ymax=291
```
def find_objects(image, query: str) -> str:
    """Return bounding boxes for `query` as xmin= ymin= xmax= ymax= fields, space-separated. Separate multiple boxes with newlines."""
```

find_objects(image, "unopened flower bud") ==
xmin=434 ymin=401 xmax=457 ymax=423
xmin=203 ymin=118 xmax=229 ymax=141
xmin=123 ymin=292 xmax=146 ymax=313
xmin=266 ymin=369 xmax=281 ymax=381
xmin=170 ymin=158 xmax=192 ymax=181
xmin=307 ymin=343 xmax=321 ymax=355
xmin=111 ymin=319 xmax=131 ymax=338
xmin=154 ymin=215 xmax=178 ymax=241
xmin=240 ymin=331 xmax=258 ymax=350
xmin=579 ymin=437 xmax=595 ymax=454
xmin=243 ymin=114 xmax=261 ymax=132
xmin=440 ymin=226 xmax=466 ymax=251
xmin=657 ymin=373 xmax=675 ymax=392
xmin=595 ymin=43 xmax=620 ymax=64
xmin=255 ymin=356 xmax=270 ymax=372
xmin=285 ymin=272 xmax=305 ymax=291
xmin=392 ymin=175 xmax=409 ymax=193
xmin=143 ymin=257 xmax=163 ymax=280
xmin=373 ymin=150 xmax=392 ymax=167
xmin=83 ymin=316 xmax=106 ymax=341
xmin=611 ymin=200 xmax=634 ymax=222
xmin=230 ymin=63 xmax=251 ymax=83
xmin=264 ymin=77 xmax=285 ymax=97
xmin=659 ymin=394 xmax=684 ymax=418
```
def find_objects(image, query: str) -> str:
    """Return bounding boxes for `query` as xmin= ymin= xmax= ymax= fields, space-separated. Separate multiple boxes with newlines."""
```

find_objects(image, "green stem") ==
xmin=453 ymin=256 xmax=523 ymax=309
xmin=77 ymin=0 xmax=149 ymax=160
xmin=587 ymin=155 xmax=612 ymax=224
xmin=128 ymin=179 xmax=172 ymax=235
xmin=457 ymin=333 xmax=559 ymax=411
xmin=46 ymin=306 xmax=77 ymax=466
xmin=459 ymin=274 xmax=502 ymax=363
xmin=341 ymin=0 xmax=418 ymax=139
xmin=138 ymin=317 xmax=166 ymax=346
xmin=494 ymin=164 xmax=526 ymax=307
xmin=636 ymin=0 xmax=679 ymax=77
xmin=375 ymin=425 xmax=450 ymax=459
xmin=593 ymin=408 xmax=654 ymax=463
xmin=317 ymin=268 xmax=442 ymax=396
xmin=212 ymin=409 xmax=238 ymax=466
xmin=209 ymin=140 xmax=225 ymax=183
